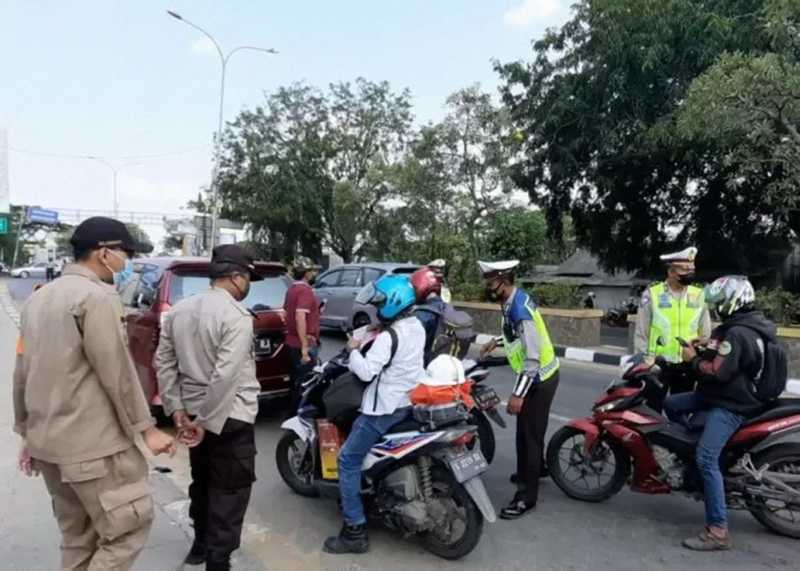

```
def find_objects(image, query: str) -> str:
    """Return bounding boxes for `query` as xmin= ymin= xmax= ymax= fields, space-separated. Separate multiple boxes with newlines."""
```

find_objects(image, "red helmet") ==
xmin=411 ymin=267 xmax=443 ymax=302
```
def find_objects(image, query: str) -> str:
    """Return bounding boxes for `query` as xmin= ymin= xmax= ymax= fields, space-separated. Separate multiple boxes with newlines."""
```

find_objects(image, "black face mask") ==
xmin=485 ymin=282 xmax=503 ymax=302
xmin=307 ymin=273 xmax=317 ymax=286
xmin=677 ymin=273 xmax=695 ymax=286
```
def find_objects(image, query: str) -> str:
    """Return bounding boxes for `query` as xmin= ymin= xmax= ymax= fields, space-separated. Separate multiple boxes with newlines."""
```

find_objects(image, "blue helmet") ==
xmin=356 ymin=274 xmax=416 ymax=322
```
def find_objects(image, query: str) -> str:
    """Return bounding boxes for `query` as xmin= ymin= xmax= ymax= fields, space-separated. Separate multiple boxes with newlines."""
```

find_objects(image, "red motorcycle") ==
xmin=546 ymin=354 xmax=800 ymax=538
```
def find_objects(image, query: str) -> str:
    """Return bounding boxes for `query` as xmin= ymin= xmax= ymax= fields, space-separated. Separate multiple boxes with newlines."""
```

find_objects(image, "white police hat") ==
xmin=478 ymin=260 xmax=520 ymax=276
xmin=659 ymin=247 xmax=697 ymax=264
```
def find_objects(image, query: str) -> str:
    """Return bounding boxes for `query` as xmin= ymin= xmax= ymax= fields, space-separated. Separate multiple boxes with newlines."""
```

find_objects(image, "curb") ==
xmin=0 ymin=283 xmax=21 ymax=328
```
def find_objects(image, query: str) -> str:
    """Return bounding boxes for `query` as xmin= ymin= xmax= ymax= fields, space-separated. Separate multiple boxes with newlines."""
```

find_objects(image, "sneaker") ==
xmin=183 ymin=539 xmax=206 ymax=565
xmin=499 ymin=498 xmax=536 ymax=520
xmin=323 ymin=523 xmax=369 ymax=554
xmin=682 ymin=528 xmax=732 ymax=551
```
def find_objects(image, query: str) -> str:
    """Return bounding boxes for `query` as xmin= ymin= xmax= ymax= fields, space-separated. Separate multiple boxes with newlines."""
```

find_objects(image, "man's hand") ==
xmin=682 ymin=343 xmax=698 ymax=362
xmin=507 ymin=395 xmax=524 ymax=416
xmin=178 ymin=421 xmax=206 ymax=448
xmin=301 ymin=347 xmax=311 ymax=364
xmin=143 ymin=427 xmax=176 ymax=457
xmin=480 ymin=338 xmax=498 ymax=360
xmin=18 ymin=441 xmax=37 ymax=477
xmin=172 ymin=409 xmax=189 ymax=430
xmin=346 ymin=336 xmax=361 ymax=353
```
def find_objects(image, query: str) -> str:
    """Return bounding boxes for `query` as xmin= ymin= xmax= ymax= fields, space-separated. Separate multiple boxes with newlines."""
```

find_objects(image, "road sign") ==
xmin=0 ymin=216 xmax=7 ymax=234
xmin=26 ymin=207 xmax=59 ymax=225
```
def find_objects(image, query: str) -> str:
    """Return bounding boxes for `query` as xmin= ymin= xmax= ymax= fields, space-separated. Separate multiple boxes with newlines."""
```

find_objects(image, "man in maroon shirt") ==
xmin=284 ymin=256 xmax=322 ymax=414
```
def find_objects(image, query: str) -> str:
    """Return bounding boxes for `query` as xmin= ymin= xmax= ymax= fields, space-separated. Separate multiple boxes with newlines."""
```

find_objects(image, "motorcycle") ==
xmin=462 ymin=358 xmax=506 ymax=464
xmin=546 ymin=354 xmax=800 ymax=539
xmin=275 ymin=341 xmax=496 ymax=560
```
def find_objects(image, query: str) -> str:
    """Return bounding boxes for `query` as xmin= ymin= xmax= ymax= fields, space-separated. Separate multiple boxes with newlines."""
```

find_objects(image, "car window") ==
xmin=362 ymin=267 xmax=384 ymax=284
xmin=338 ymin=268 xmax=362 ymax=288
xmin=120 ymin=265 xmax=161 ymax=308
xmin=170 ymin=273 xmax=291 ymax=310
xmin=315 ymin=270 xmax=341 ymax=288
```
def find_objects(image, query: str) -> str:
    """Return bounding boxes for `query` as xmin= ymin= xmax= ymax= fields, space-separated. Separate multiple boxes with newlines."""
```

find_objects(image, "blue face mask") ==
xmin=106 ymin=250 xmax=134 ymax=289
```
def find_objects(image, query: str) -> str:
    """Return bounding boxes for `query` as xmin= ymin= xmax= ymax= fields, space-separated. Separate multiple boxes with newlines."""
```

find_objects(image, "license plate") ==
xmin=473 ymin=386 xmax=501 ymax=409
xmin=447 ymin=449 xmax=488 ymax=483
xmin=254 ymin=337 xmax=272 ymax=354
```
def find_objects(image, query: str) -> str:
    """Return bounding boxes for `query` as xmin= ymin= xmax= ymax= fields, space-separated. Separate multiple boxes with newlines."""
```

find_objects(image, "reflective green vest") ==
xmin=502 ymin=290 xmax=560 ymax=380
xmin=648 ymin=282 xmax=705 ymax=362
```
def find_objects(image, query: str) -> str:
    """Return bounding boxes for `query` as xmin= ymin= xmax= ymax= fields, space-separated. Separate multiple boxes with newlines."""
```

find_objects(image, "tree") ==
xmin=484 ymin=210 xmax=573 ymax=274
xmin=496 ymin=0 xmax=786 ymax=274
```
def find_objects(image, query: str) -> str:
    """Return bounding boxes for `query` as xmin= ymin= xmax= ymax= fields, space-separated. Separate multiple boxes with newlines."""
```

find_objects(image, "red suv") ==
xmin=120 ymin=257 xmax=293 ymax=416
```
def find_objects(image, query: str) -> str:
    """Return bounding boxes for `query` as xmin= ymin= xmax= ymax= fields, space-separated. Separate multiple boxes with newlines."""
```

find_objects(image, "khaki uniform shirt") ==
xmin=13 ymin=264 xmax=155 ymax=464
xmin=155 ymin=287 xmax=259 ymax=435
xmin=634 ymin=282 xmax=712 ymax=354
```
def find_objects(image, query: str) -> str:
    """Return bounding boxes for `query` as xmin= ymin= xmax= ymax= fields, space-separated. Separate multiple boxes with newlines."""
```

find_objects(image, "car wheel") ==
xmin=20 ymin=271 xmax=29 ymax=279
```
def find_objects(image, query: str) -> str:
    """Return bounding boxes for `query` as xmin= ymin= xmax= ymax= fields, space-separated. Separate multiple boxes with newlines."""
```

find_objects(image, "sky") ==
xmin=0 ymin=0 xmax=573 ymax=246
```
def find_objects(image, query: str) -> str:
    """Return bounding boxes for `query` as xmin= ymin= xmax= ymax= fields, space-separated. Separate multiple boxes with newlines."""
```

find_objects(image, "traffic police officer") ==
xmin=156 ymin=244 xmax=261 ymax=570
xmin=634 ymin=247 xmax=711 ymax=405
xmin=13 ymin=217 xmax=175 ymax=570
xmin=478 ymin=260 xmax=560 ymax=519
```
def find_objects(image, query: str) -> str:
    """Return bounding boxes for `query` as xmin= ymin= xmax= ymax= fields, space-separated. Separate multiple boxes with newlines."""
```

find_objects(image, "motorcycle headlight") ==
xmin=595 ymin=398 xmax=625 ymax=413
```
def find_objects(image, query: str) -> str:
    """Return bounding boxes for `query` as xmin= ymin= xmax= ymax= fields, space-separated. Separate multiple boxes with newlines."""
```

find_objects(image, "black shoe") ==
xmin=500 ymin=499 xmax=536 ymax=520
xmin=323 ymin=523 xmax=369 ymax=554
xmin=183 ymin=539 xmax=206 ymax=565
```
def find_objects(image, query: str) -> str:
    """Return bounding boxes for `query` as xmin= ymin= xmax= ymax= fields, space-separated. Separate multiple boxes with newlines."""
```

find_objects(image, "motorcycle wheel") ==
xmin=468 ymin=411 xmax=496 ymax=464
xmin=420 ymin=465 xmax=483 ymax=560
xmin=747 ymin=443 xmax=800 ymax=539
xmin=275 ymin=431 xmax=319 ymax=498
xmin=546 ymin=426 xmax=630 ymax=502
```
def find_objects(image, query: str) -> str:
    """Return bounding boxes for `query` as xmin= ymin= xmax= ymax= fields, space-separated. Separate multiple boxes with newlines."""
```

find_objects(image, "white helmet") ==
xmin=424 ymin=355 xmax=466 ymax=386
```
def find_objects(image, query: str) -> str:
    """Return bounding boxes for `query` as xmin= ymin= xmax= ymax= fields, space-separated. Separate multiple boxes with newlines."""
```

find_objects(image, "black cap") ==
xmin=209 ymin=244 xmax=264 ymax=282
xmin=71 ymin=217 xmax=153 ymax=255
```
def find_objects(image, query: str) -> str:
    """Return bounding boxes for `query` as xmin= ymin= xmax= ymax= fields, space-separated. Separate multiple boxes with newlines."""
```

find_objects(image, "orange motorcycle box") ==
xmin=317 ymin=419 xmax=345 ymax=480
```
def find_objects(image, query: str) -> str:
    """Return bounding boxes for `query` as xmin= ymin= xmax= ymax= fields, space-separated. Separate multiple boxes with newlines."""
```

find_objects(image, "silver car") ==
xmin=315 ymin=262 xmax=419 ymax=330
xmin=11 ymin=262 xmax=48 ymax=279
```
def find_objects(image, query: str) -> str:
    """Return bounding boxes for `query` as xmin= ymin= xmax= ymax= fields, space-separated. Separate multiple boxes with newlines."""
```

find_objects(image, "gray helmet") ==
xmin=704 ymin=275 xmax=755 ymax=318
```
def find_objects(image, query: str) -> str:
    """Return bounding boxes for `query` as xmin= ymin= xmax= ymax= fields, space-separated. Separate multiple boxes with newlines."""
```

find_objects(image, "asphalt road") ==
xmin=5 ymin=278 xmax=797 ymax=569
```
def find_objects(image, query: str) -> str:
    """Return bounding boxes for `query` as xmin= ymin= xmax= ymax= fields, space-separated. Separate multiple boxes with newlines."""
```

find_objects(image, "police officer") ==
xmin=634 ymin=247 xmax=711 ymax=405
xmin=156 ymin=244 xmax=261 ymax=570
xmin=13 ymin=217 xmax=175 ymax=571
xmin=478 ymin=260 xmax=560 ymax=519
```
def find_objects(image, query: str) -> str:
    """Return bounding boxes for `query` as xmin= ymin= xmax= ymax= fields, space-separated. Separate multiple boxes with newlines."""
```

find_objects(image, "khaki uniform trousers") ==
xmin=37 ymin=445 xmax=154 ymax=571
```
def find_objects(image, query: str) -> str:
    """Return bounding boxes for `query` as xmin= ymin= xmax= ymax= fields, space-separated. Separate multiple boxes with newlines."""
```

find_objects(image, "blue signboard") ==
xmin=26 ymin=207 xmax=59 ymax=225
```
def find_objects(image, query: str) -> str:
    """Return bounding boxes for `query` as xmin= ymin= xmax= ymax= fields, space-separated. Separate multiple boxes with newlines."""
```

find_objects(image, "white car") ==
xmin=11 ymin=262 xmax=48 ymax=279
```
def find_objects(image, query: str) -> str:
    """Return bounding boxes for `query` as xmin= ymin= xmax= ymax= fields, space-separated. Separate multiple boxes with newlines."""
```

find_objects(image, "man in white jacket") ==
xmin=323 ymin=275 xmax=425 ymax=555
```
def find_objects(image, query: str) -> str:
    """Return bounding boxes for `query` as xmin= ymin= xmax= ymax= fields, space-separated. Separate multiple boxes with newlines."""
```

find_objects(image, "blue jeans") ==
xmin=663 ymin=393 xmax=745 ymax=528
xmin=338 ymin=407 xmax=411 ymax=525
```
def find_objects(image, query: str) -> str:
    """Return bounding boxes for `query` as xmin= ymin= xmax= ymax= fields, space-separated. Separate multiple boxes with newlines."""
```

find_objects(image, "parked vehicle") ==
xmin=119 ymin=257 xmax=293 ymax=417
xmin=11 ymin=262 xmax=48 ymax=279
xmin=314 ymin=263 xmax=418 ymax=330
xmin=602 ymin=297 xmax=638 ymax=328
xmin=276 ymin=333 xmax=496 ymax=560
xmin=546 ymin=354 xmax=800 ymax=538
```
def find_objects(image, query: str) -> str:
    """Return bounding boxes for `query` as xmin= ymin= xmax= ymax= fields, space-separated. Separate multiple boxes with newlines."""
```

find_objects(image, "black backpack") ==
xmin=737 ymin=325 xmax=789 ymax=403
xmin=323 ymin=327 xmax=398 ymax=427
xmin=415 ymin=303 xmax=476 ymax=365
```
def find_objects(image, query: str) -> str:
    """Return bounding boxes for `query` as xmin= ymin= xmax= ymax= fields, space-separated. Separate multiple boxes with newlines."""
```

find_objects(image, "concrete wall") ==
xmin=453 ymin=301 xmax=604 ymax=348
xmin=626 ymin=321 xmax=800 ymax=379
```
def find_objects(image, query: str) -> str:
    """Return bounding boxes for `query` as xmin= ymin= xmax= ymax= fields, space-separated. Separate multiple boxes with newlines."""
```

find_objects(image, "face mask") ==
xmin=485 ymin=281 xmax=503 ymax=302
xmin=104 ymin=250 xmax=134 ymax=289
xmin=307 ymin=273 xmax=317 ymax=286
xmin=677 ymin=273 xmax=695 ymax=286
xmin=230 ymin=275 xmax=250 ymax=301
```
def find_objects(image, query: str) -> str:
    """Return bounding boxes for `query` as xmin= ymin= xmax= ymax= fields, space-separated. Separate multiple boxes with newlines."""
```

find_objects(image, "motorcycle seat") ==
xmin=390 ymin=418 xmax=425 ymax=433
xmin=742 ymin=398 xmax=800 ymax=427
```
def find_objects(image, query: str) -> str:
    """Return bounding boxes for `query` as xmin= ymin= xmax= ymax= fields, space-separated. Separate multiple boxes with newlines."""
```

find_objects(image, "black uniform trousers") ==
xmin=645 ymin=366 xmax=696 ymax=413
xmin=188 ymin=418 xmax=256 ymax=566
xmin=516 ymin=372 xmax=560 ymax=504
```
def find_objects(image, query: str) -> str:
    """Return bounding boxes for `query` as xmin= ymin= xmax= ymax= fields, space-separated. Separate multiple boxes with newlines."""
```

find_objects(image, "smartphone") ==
xmin=675 ymin=336 xmax=690 ymax=348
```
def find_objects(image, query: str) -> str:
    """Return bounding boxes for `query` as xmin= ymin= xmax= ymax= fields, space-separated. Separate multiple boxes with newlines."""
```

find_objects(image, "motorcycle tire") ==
xmin=546 ymin=426 xmax=630 ymax=503
xmin=747 ymin=443 xmax=800 ymax=539
xmin=275 ymin=431 xmax=319 ymax=498
xmin=420 ymin=465 xmax=483 ymax=560
xmin=468 ymin=411 xmax=496 ymax=464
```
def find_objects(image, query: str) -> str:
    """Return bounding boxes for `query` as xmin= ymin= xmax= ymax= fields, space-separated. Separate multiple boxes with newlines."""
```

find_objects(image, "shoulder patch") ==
xmin=718 ymin=340 xmax=732 ymax=356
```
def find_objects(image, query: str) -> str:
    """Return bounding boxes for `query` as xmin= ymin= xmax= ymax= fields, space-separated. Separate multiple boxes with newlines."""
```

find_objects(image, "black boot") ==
xmin=183 ymin=539 xmax=206 ymax=565
xmin=323 ymin=523 xmax=369 ymax=554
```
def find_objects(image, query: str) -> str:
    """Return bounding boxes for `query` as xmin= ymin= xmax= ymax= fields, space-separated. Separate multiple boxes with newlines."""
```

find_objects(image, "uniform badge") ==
xmin=718 ymin=341 xmax=732 ymax=356
xmin=687 ymin=294 xmax=699 ymax=308
xmin=658 ymin=293 xmax=672 ymax=308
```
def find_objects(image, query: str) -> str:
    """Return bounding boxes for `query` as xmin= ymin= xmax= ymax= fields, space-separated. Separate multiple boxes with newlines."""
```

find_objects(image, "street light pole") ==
xmin=88 ymin=157 xmax=140 ymax=219
xmin=166 ymin=10 xmax=277 ymax=253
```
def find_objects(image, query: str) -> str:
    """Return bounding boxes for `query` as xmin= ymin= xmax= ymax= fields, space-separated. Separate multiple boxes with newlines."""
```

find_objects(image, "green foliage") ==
xmin=528 ymin=284 xmax=584 ymax=309
xmin=484 ymin=210 xmax=575 ymax=274
xmin=756 ymin=287 xmax=800 ymax=325
xmin=450 ymin=281 xmax=486 ymax=302
xmin=495 ymin=0 xmax=793 ymax=275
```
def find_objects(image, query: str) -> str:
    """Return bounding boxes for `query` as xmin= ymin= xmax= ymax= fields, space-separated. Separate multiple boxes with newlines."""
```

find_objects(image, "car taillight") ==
xmin=449 ymin=431 xmax=476 ymax=447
